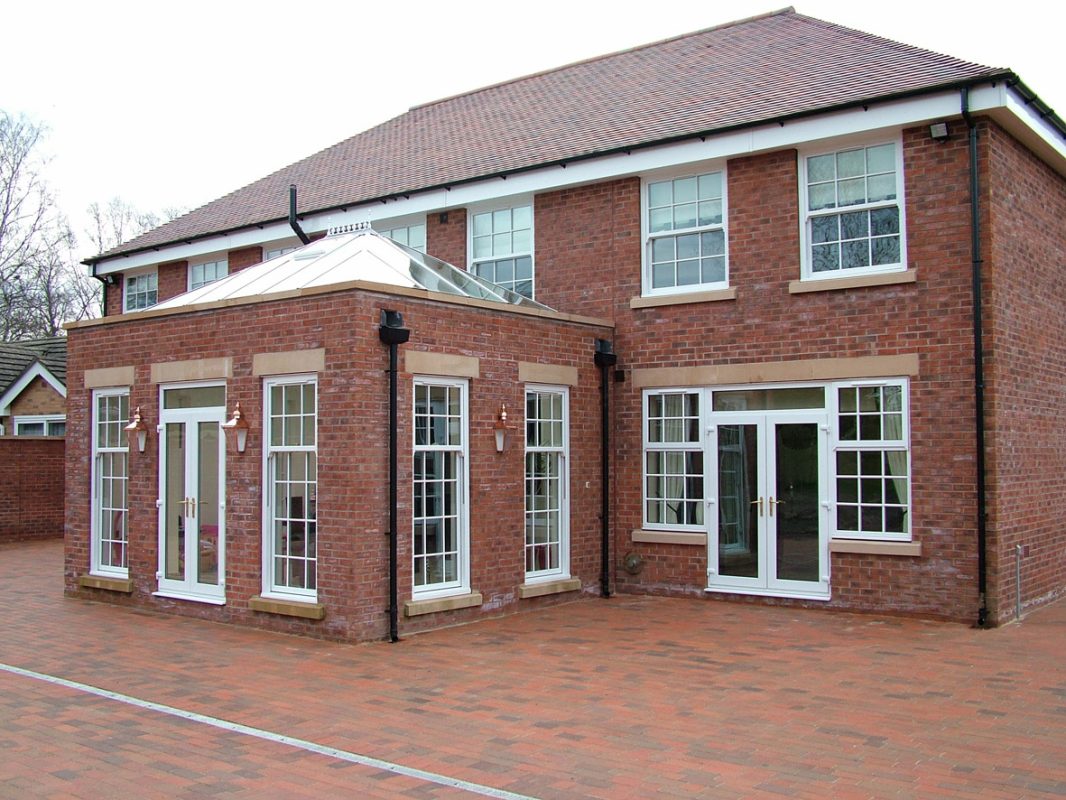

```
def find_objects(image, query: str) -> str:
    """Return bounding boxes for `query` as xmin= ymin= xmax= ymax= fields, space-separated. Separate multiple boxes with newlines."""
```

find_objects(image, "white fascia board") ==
xmin=0 ymin=361 xmax=66 ymax=415
xmin=97 ymin=87 xmax=1052 ymax=275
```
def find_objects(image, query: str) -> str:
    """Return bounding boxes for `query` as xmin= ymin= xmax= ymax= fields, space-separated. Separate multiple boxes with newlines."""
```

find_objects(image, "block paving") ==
xmin=2 ymin=539 xmax=1065 ymax=798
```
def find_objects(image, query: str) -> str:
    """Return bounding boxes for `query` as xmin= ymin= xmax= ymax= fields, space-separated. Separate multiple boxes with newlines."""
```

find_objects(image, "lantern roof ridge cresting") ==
xmin=152 ymin=228 xmax=554 ymax=311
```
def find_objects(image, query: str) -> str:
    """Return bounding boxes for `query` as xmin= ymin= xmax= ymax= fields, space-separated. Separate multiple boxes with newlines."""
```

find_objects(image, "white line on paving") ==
xmin=1 ymin=662 xmax=540 ymax=800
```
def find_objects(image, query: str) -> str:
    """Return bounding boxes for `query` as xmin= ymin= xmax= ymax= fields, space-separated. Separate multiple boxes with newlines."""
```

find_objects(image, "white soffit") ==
xmin=95 ymin=86 xmax=1064 ymax=275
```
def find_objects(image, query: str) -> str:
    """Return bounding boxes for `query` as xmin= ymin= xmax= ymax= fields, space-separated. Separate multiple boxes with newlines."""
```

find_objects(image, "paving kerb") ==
xmin=2 ymin=539 xmax=1065 ymax=798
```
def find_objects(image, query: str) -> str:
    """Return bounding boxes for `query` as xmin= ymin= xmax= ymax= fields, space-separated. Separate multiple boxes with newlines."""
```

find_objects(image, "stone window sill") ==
xmin=789 ymin=269 xmax=916 ymax=294
xmin=249 ymin=595 xmax=326 ymax=620
xmin=829 ymin=539 xmax=921 ymax=557
xmin=78 ymin=574 xmax=133 ymax=593
xmin=631 ymin=529 xmax=707 ymax=546
xmin=630 ymin=287 xmax=737 ymax=309
xmin=404 ymin=591 xmax=483 ymax=617
xmin=518 ymin=577 xmax=581 ymax=599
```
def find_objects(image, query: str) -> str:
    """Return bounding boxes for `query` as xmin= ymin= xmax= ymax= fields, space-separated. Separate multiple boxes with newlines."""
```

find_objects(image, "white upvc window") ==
xmin=265 ymin=245 xmax=298 ymax=260
xmin=800 ymin=139 xmax=906 ymax=279
xmin=830 ymin=379 xmax=910 ymax=541
xmin=91 ymin=389 xmax=129 ymax=576
xmin=643 ymin=390 xmax=705 ymax=529
xmin=378 ymin=222 xmax=426 ymax=253
xmin=469 ymin=202 xmax=533 ymax=298
xmin=124 ymin=270 xmax=158 ymax=311
xmin=189 ymin=259 xmax=228 ymax=291
xmin=263 ymin=375 xmax=318 ymax=599
xmin=524 ymin=386 xmax=569 ymax=582
xmin=13 ymin=415 xmax=66 ymax=436
xmin=412 ymin=377 xmax=469 ymax=597
xmin=643 ymin=168 xmax=728 ymax=295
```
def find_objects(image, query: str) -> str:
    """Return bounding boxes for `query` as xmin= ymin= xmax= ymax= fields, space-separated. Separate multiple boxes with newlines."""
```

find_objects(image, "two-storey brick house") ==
xmin=65 ymin=9 xmax=1066 ymax=640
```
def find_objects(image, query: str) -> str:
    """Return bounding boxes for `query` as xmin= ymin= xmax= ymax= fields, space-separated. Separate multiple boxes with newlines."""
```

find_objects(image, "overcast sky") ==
xmin=2 ymin=0 xmax=1061 ymax=262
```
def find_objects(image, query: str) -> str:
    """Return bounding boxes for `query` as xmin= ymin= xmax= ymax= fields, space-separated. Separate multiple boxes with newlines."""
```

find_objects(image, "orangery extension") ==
xmin=66 ymin=9 xmax=1066 ymax=641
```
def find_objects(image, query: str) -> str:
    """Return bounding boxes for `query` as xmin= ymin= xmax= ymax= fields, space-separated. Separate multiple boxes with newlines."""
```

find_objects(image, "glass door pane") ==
xmin=717 ymin=424 xmax=760 ymax=579
xmin=772 ymin=423 xmax=820 ymax=582
xmin=164 ymin=422 xmax=186 ymax=581
xmin=197 ymin=421 xmax=220 ymax=586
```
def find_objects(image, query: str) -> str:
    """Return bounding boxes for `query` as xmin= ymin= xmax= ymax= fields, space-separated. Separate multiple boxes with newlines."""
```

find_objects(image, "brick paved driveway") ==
xmin=1 ymin=539 xmax=1064 ymax=799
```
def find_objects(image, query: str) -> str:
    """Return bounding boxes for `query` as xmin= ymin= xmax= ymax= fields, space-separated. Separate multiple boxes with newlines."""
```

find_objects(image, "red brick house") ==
xmin=66 ymin=9 xmax=1066 ymax=639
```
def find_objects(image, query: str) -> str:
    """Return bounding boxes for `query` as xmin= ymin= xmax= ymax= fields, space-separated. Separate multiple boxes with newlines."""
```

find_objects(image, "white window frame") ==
xmin=641 ymin=165 xmax=729 ymax=297
xmin=90 ymin=388 xmax=129 ymax=577
xmin=123 ymin=269 xmax=158 ymax=311
xmin=467 ymin=199 xmax=534 ymax=298
xmin=411 ymin=376 xmax=470 ymax=599
xmin=265 ymin=243 xmax=300 ymax=261
xmin=798 ymin=135 xmax=907 ymax=281
xmin=13 ymin=414 xmax=66 ymax=436
xmin=375 ymin=216 xmax=427 ymax=253
xmin=828 ymin=378 xmax=911 ymax=542
xmin=523 ymin=385 xmax=570 ymax=583
xmin=641 ymin=389 xmax=706 ymax=531
xmin=188 ymin=258 xmax=229 ymax=291
xmin=261 ymin=374 xmax=319 ymax=602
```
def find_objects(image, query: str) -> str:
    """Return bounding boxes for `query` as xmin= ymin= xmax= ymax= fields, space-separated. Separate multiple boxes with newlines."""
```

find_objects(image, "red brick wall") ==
xmin=0 ymin=438 xmax=65 ymax=542
xmin=535 ymin=178 xmax=641 ymax=319
xmin=984 ymin=121 xmax=1066 ymax=622
xmin=65 ymin=289 xmax=610 ymax=642
xmin=157 ymin=260 xmax=188 ymax=303
xmin=104 ymin=279 xmax=122 ymax=316
xmin=229 ymin=246 xmax=263 ymax=272
xmin=606 ymin=124 xmax=982 ymax=621
xmin=426 ymin=209 xmax=467 ymax=267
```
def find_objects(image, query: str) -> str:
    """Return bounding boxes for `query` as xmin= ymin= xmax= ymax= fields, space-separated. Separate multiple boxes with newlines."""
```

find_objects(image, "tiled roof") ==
xmin=95 ymin=8 xmax=1001 ymax=262
xmin=0 ymin=337 xmax=67 ymax=395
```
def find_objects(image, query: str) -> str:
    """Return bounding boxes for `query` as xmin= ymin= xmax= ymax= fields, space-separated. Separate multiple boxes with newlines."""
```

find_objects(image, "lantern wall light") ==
xmin=221 ymin=401 xmax=251 ymax=453
xmin=124 ymin=406 xmax=149 ymax=453
xmin=493 ymin=403 xmax=509 ymax=453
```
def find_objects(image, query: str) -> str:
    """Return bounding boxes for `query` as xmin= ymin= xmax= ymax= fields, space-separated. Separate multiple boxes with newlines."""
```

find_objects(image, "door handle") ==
xmin=750 ymin=496 xmax=763 ymax=516
xmin=189 ymin=496 xmax=197 ymax=517
xmin=768 ymin=497 xmax=785 ymax=517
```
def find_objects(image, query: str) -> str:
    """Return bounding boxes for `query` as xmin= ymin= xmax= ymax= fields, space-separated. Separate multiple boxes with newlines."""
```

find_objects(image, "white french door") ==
xmin=157 ymin=385 xmax=226 ymax=603
xmin=708 ymin=411 xmax=829 ymax=599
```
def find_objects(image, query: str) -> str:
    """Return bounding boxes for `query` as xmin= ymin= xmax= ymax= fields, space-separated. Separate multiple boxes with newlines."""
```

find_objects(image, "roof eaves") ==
xmin=87 ymin=71 xmax=1016 ymax=268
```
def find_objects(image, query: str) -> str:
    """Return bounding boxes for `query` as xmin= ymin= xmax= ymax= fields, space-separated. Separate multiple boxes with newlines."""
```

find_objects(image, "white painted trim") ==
xmin=797 ymin=134 xmax=908 ymax=282
xmin=12 ymin=414 xmax=66 ymax=435
xmin=261 ymin=374 xmax=319 ymax=602
xmin=123 ymin=267 xmax=158 ymax=312
xmin=640 ymin=162 xmax=729 ymax=297
xmin=188 ymin=258 xmax=229 ymax=292
xmin=0 ymin=361 xmax=66 ymax=415
xmin=522 ymin=384 xmax=570 ymax=583
xmin=90 ymin=387 xmax=130 ymax=578
xmin=466 ymin=198 xmax=535 ymax=298
xmin=91 ymin=86 xmax=1065 ymax=276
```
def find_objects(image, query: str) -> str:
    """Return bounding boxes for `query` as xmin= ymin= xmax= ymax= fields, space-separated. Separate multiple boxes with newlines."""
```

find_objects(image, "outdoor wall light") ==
xmin=221 ymin=401 xmax=251 ymax=453
xmin=124 ymin=406 xmax=149 ymax=453
xmin=493 ymin=403 xmax=509 ymax=453
xmin=929 ymin=122 xmax=950 ymax=141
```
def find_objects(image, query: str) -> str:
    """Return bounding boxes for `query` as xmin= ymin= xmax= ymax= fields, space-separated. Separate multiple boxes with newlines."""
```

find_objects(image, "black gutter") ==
xmin=289 ymin=185 xmax=311 ymax=245
xmin=961 ymin=88 xmax=990 ymax=628
xmin=593 ymin=339 xmax=617 ymax=598
xmin=379 ymin=310 xmax=410 ymax=642
xmin=86 ymin=73 xmax=1037 ymax=268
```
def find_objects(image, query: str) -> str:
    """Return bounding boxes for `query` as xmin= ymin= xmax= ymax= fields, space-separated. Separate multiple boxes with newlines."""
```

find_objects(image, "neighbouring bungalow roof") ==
xmin=153 ymin=227 xmax=555 ymax=312
xmin=91 ymin=8 xmax=1011 ymax=264
xmin=0 ymin=337 xmax=67 ymax=394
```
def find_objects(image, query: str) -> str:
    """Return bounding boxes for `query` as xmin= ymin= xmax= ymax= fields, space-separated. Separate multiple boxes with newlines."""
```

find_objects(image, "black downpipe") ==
xmin=289 ymin=184 xmax=312 ymax=245
xmin=961 ymin=88 xmax=990 ymax=628
xmin=379 ymin=310 xmax=410 ymax=642
xmin=593 ymin=339 xmax=617 ymax=598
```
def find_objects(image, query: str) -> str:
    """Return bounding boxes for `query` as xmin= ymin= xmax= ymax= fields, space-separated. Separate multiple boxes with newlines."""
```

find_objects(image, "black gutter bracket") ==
xmin=379 ymin=309 xmax=411 ymax=642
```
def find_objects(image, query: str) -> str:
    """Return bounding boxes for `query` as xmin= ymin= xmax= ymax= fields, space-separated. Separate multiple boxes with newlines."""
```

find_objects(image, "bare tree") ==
xmin=0 ymin=111 xmax=81 ymax=339
xmin=85 ymin=197 xmax=186 ymax=256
